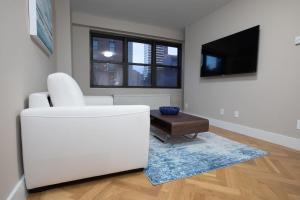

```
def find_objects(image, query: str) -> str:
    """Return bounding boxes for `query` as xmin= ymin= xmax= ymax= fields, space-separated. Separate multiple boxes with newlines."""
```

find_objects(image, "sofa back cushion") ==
xmin=47 ymin=73 xmax=85 ymax=107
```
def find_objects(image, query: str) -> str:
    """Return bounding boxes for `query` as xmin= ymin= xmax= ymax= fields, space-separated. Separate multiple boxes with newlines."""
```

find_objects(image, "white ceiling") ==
xmin=71 ymin=0 xmax=232 ymax=30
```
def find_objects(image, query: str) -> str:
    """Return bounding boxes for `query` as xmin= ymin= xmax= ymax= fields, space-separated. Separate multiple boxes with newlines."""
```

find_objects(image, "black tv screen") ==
xmin=201 ymin=25 xmax=259 ymax=77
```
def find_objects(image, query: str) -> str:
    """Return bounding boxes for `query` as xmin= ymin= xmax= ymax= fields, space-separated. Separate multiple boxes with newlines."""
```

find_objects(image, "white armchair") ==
xmin=21 ymin=73 xmax=150 ymax=189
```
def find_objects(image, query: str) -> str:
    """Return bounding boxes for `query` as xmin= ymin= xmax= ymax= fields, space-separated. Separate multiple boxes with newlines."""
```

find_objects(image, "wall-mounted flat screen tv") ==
xmin=201 ymin=25 xmax=259 ymax=77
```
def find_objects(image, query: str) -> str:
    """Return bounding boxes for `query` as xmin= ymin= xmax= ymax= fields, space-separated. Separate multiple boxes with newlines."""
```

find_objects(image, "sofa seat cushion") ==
xmin=47 ymin=73 xmax=85 ymax=107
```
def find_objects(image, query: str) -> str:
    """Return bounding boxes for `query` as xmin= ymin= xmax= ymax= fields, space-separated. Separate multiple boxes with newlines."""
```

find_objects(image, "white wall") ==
xmin=184 ymin=0 xmax=300 ymax=138
xmin=55 ymin=0 xmax=72 ymax=75
xmin=0 ymin=1 xmax=56 ymax=199
xmin=72 ymin=11 xmax=184 ymax=41
xmin=72 ymin=12 xmax=184 ymax=107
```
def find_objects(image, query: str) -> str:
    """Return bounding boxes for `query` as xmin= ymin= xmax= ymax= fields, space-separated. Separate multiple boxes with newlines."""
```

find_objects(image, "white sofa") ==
xmin=21 ymin=73 xmax=150 ymax=189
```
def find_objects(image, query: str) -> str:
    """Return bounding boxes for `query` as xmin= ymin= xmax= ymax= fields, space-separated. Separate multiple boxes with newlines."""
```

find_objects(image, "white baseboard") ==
xmin=6 ymin=176 xmax=27 ymax=200
xmin=185 ymin=112 xmax=300 ymax=151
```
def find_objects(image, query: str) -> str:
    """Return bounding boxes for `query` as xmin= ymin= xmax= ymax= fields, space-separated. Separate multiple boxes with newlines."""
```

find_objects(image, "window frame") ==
xmin=90 ymin=31 xmax=182 ymax=89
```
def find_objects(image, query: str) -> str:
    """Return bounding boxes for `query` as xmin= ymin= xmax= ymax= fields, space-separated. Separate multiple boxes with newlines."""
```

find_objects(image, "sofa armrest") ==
xmin=84 ymin=96 xmax=113 ymax=106
xmin=21 ymin=105 xmax=149 ymax=118
xmin=29 ymin=92 xmax=50 ymax=108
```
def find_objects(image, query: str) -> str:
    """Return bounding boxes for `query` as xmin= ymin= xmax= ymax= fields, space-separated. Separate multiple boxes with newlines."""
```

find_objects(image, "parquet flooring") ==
xmin=27 ymin=126 xmax=300 ymax=200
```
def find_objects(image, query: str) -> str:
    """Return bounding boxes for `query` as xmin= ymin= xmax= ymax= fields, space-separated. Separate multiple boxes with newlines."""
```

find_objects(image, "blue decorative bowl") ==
xmin=159 ymin=106 xmax=180 ymax=115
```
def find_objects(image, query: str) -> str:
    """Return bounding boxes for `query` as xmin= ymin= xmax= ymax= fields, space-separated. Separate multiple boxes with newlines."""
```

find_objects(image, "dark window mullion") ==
xmin=127 ymin=62 xmax=151 ymax=66
xmin=124 ymin=37 xmax=128 ymax=87
xmin=177 ymin=45 xmax=182 ymax=88
xmin=90 ymin=32 xmax=93 ymax=88
xmin=156 ymin=65 xmax=179 ymax=69
xmin=152 ymin=41 xmax=156 ymax=87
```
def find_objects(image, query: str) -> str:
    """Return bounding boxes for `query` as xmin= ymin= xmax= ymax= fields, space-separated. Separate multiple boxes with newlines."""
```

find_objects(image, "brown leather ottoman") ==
xmin=150 ymin=110 xmax=209 ymax=142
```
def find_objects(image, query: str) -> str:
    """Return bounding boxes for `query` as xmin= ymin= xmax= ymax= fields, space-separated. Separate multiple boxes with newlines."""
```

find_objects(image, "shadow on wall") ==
xmin=15 ymin=98 xmax=29 ymax=177
xmin=15 ymin=115 xmax=24 ymax=177
xmin=199 ymin=73 xmax=258 ymax=83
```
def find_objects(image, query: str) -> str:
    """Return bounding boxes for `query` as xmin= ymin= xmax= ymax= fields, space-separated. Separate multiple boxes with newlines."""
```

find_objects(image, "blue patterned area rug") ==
xmin=144 ymin=132 xmax=267 ymax=185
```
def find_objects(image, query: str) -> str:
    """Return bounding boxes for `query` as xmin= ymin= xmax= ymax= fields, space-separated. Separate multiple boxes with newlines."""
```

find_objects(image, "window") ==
xmin=109 ymin=40 xmax=116 ymax=52
xmin=91 ymin=36 xmax=124 ymax=86
xmin=128 ymin=41 xmax=152 ymax=87
xmin=90 ymin=31 xmax=181 ymax=88
xmin=156 ymin=45 xmax=179 ymax=87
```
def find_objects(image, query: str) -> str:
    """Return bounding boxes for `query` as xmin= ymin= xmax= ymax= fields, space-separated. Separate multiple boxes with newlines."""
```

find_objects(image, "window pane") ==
xmin=128 ymin=65 xmax=151 ymax=86
xmin=92 ymin=37 xmax=123 ymax=62
xmin=156 ymin=45 xmax=178 ymax=66
xmin=92 ymin=63 xmax=123 ymax=86
xmin=156 ymin=67 xmax=178 ymax=87
xmin=128 ymin=42 xmax=151 ymax=64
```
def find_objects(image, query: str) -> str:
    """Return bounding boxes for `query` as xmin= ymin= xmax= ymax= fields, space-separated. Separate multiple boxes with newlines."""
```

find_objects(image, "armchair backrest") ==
xmin=47 ymin=73 xmax=85 ymax=107
xmin=28 ymin=73 xmax=115 ymax=108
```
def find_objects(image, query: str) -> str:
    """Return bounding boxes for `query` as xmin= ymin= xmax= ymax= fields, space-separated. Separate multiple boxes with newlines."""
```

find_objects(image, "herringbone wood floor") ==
xmin=27 ymin=126 xmax=300 ymax=200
